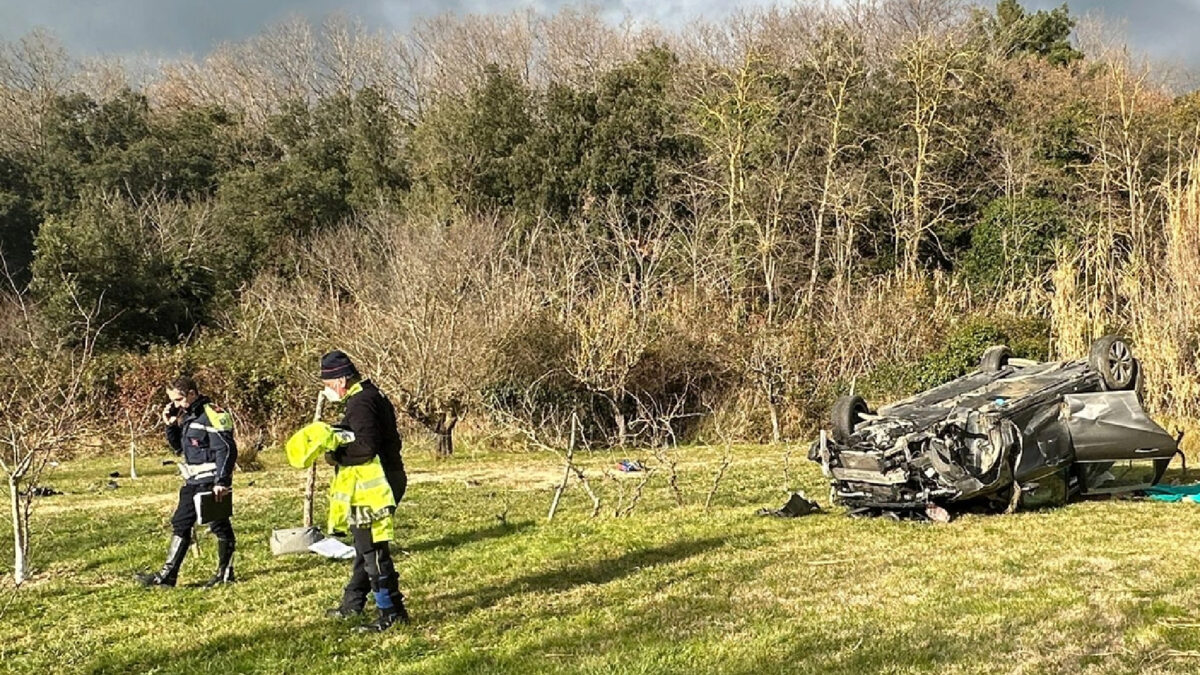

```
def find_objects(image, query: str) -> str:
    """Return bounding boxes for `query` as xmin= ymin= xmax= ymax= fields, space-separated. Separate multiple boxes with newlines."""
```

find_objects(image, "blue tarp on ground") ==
xmin=1144 ymin=484 xmax=1200 ymax=503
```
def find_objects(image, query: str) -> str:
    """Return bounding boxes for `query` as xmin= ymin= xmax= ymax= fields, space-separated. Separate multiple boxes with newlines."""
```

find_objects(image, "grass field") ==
xmin=4 ymin=442 xmax=1200 ymax=674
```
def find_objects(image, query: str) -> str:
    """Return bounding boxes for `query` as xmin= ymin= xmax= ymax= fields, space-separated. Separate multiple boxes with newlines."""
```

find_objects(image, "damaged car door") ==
xmin=1064 ymin=391 xmax=1176 ymax=462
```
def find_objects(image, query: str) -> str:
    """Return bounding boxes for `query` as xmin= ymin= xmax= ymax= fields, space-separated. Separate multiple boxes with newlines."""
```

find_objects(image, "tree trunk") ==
xmin=612 ymin=402 xmax=627 ymax=448
xmin=304 ymin=391 xmax=325 ymax=528
xmin=436 ymin=430 xmax=454 ymax=457
xmin=126 ymin=413 xmax=139 ymax=479
xmin=547 ymin=415 xmax=578 ymax=522
xmin=9 ymin=475 xmax=27 ymax=585
xmin=768 ymin=400 xmax=782 ymax=445
xmin=303 ymin=465 xmax=316 ymax=527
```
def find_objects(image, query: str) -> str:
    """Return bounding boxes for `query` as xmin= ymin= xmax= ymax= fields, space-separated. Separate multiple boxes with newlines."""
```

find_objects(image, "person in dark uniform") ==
xmin=136 ymin=376 xmax=237 ymax=588
xmin=318 ymin=350 xmax=409 ymax=632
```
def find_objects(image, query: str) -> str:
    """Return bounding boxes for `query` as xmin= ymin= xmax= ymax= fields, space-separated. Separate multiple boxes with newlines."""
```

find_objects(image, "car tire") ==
xmin=831 ymin=395 xmax=869 ymax=443
xmin=1088 ymin=335 xmax=1137 ymax=391
xmin=980 ymin=345 xmax=1012 ymax=372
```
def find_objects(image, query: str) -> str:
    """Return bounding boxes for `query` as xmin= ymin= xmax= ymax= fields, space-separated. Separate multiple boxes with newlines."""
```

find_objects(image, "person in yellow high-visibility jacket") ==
xmin=289 ymin=350 xmax=409 ymax=632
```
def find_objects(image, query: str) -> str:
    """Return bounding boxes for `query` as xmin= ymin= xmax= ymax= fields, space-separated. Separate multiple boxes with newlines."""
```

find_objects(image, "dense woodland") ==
xmin=2 ymin=0 xmax=1199 ymax=457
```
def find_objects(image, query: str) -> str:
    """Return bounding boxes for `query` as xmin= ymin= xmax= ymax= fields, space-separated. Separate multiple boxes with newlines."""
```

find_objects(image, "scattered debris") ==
xmin=105 ymin=480 xmax=119 ymax=490
xmin=925 ymin=503 xmax=952 ymax=523
xmin=463 ymin=479 xmax=482 ymax=488
xmin=109 ymin=471 xmax=120 ymax=478
xmin=756 ymin=492 xmax=821 ymax=518
xmin=31 ymin=486 xmax=62 ymax=497
xmin=616 ymin=460 xmax=644 ymax=472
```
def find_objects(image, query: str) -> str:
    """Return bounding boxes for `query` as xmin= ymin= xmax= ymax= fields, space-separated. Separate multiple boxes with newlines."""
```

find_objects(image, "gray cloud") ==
xmin=1023 ymin=0 xmax=1200 ymax=67
xmin=0 ymin=0 xmax=1196 ymax=68
xmin=0 ymin=0 xmax=396 ymax=57
xmin=0 ymin=0 xmax=764 ymax=57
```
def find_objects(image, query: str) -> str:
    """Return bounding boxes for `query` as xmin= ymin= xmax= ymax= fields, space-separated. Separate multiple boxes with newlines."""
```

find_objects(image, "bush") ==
xmin=0 ymin=153 xmax=39 ymax=284
xmin=863 ymin=315 xmax=1051 ymax=399
xmin=75 ymin=327 xmax=315 ymax=452
xmin=961 ymin=197 xmax=1068 ymax=291
xmin=480 ymin=310 xmax=593 ymax=442
xmin=31 ymin=197 xmax=221 ymax=348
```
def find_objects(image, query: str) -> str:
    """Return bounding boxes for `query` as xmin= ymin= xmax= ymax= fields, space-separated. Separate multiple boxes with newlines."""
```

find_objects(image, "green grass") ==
xmin=4 ymin=443 xmax=1200 ymax=674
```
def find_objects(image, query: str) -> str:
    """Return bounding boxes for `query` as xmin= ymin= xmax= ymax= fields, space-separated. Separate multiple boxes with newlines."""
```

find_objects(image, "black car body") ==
xmin=812 ymin=337 xmax=1179 ymax=516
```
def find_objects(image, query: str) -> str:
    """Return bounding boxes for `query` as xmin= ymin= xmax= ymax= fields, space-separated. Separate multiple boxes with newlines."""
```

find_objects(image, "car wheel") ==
xmin=980 ymin=345 xmax=1012 ymax=372
xmin=831 ymin=395 xmax=869 ymax=443
xmin=1088 ymin=335 xmax=1137 ymax=390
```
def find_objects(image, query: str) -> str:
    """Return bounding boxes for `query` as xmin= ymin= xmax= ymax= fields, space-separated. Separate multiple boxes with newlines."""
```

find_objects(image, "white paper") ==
xmin=308 ymin=537 xmax=356 ymax=559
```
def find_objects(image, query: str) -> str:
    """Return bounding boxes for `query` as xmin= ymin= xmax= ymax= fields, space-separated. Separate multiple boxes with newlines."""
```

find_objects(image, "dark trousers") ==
xmin=341 ymin=526 xmax=401 ymax=612
xmin=171 ymin=482 xmax=235 ymax=543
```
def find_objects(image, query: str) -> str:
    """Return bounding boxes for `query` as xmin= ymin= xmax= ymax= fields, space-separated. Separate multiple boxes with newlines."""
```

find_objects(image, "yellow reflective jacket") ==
xmin=327 ymin=458 xmax=395 ymax=542
xmin=286 ymin=407 xmax=396 ymax=543
xmin=285 ymin=421 xmax=339 ymax=469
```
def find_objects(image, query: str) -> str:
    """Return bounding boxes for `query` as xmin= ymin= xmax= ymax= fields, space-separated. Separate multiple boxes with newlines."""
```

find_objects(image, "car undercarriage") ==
xmin=811 ymin=337 xmax=1180 ymax=517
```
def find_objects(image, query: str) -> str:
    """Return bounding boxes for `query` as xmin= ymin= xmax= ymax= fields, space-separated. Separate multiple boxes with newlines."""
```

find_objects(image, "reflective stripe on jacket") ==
xmin=166 ymin=397 xmax=237 ymax=487
xmin=328 ymin=457 xmax=395 ymax=543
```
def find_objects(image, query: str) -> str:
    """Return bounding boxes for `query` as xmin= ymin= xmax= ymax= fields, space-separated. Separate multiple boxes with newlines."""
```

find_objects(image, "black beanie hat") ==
xmin=319 ymin=350 xmax=359 ymax=380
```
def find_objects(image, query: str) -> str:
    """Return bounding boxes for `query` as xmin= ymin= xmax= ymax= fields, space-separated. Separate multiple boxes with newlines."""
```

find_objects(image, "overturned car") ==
xmin=811 ymin=336 xmax=1181 ymax=517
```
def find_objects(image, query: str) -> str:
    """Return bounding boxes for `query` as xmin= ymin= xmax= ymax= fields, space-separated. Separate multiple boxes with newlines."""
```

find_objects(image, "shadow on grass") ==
xmin=401 ymin=520 xmax=534 ymax=554
xmin=414 ymin=582 xmax=982 ymax=675
xmin=172 ymin=554 xmax=332 ymax=586
xmin=431 ymin=536 xmax=726 ymax=619
xmin=88 ymin=536 xmax=727 ymax=673
xmin=84 ymin=619 xmax=411 ymax=674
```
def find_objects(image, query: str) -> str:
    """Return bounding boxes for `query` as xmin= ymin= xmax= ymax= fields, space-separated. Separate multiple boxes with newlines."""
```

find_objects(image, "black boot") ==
xmin=353 ymin=593 xmax=409 ymax=633
xmin=136 ymin=534 xmax=188 ymax=587
xmin=202 ymin=539 xmax=236 ymax=588
xmin=393 ymin=595 xmax=411 ymax=625
xmin=325 ymin=606 xmax=363 ymax=619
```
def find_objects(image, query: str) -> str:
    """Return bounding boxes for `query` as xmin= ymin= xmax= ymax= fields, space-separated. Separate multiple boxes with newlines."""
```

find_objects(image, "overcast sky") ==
xmin=1 ymin=0 xmax=1197 ymax=68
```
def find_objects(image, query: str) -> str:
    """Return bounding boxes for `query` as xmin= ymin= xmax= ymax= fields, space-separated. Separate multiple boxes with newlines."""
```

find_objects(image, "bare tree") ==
xmin=565 ymin=279 xmax=657 ymax=447
xmin=679 ymin=48 xmax=789 ymax=322
xmin=535 ymin=7 xmax=647 ymax=89
xmin=0 ymin=29 xmax=73 ymax=154
xmin=408 ymin=11 xmax=537 ymax=101
xmin=886 ymin=30 xmax=982 ymax=277
xmin=798 ymin=19 xmax=869 ymax=311
xmin=250 ymin=215 xmax=532 ymax=457
xmin=0 ymin=265 xmax=103 ymax=584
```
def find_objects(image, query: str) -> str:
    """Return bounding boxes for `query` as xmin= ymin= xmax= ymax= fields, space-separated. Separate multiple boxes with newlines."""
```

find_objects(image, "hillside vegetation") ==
xmin=3 ymin=1 xmax=1199 ymax=452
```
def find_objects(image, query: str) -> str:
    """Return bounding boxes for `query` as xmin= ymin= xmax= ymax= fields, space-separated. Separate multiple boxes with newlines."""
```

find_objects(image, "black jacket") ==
xmin=328 ymin=380 xmax=406 ymax=500
xmin=165 ymin=395 xmax=237 ymax=487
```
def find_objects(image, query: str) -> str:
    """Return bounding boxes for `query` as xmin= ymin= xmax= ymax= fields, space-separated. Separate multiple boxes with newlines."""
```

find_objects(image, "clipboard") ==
xmin=193 ymin=490 xmax=233 ymax=524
